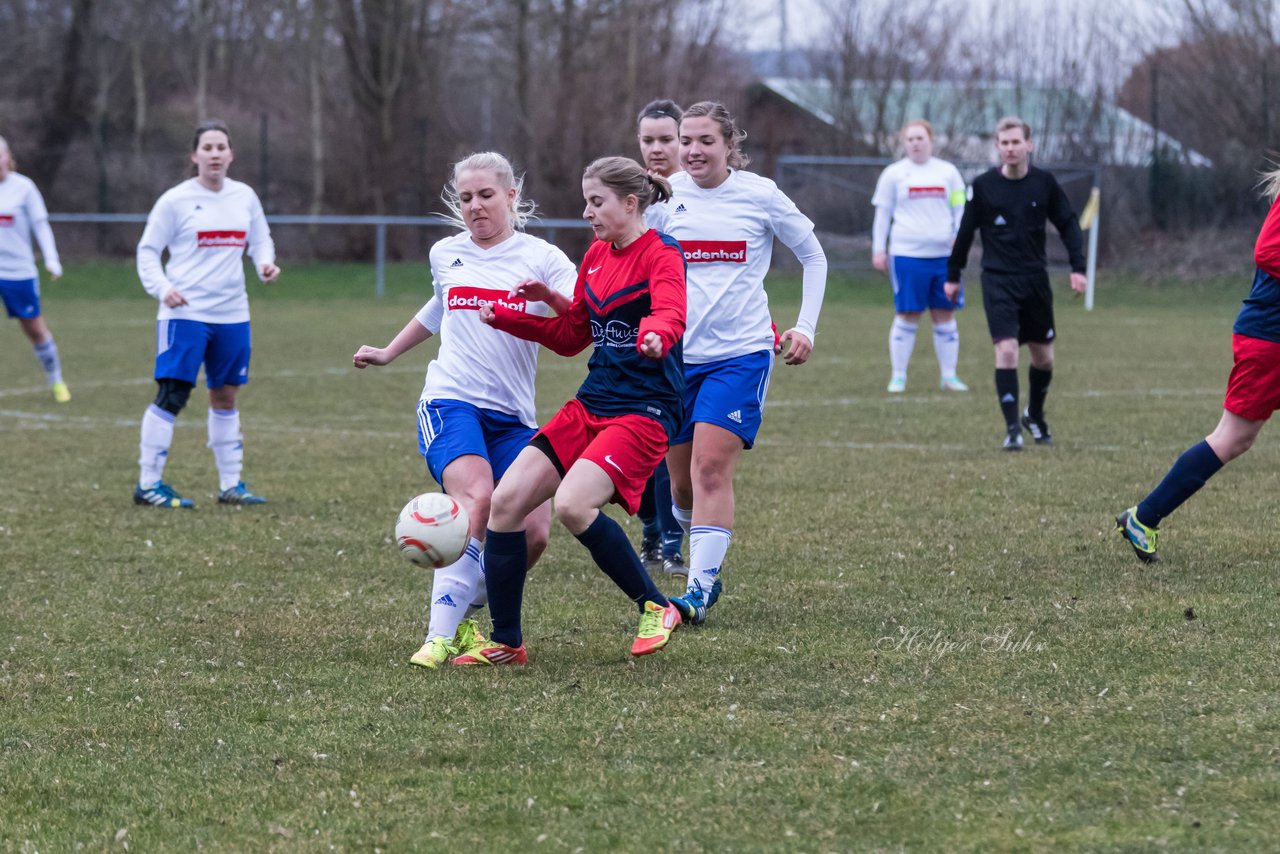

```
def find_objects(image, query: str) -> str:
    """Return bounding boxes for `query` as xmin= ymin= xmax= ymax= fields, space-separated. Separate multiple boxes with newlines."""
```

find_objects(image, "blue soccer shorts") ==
xmin=0 ymin=278 xmax=41 ymax=319
xmin=416 ymin=398 xmax=536 ymax=485
xmin=154 ymin=319 xmax=252 ymax=387
xmin=672 ymin=349 xmax=774 ymax=448
xmin=890 ymin=256 xmax=963 ymax=313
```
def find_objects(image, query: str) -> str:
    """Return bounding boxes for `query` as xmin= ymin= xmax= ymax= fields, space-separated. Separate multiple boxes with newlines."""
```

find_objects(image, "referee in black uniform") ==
xmin=946 ymin=116 xmax=1086 ymax=450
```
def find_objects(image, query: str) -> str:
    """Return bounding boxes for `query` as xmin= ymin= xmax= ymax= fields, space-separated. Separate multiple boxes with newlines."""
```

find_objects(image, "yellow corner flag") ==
xmin=1079 ymin=187 xmax=1101 ymax=230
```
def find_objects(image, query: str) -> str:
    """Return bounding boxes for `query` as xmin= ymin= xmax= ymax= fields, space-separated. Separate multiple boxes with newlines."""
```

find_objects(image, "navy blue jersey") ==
xmin=1234 ymin=196 xmax=1280 ymax=344
xmin=492 ymin=229 xmax=687 ymax=438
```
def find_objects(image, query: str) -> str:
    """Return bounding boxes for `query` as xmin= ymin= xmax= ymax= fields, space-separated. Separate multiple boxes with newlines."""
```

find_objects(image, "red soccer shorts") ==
xmin=534 ymin=399 xmax=668 ymax=514
xmin=1223 ymin=333 xmax=1280 ymax=421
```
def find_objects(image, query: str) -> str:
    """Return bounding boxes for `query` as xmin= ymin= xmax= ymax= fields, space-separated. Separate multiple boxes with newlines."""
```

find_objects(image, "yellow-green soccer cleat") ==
xmin=1116 ymin=507 xmax=1159 ymax=563
xmin=451 ymin=618 xmax=486 ymax=658
xmin=51 ymin=382 xmax=71 ymax=403
xmin=631 ymin=600 xmax=681 ymax=656
xmin=409 ymin=636 xmax=457 ymax=669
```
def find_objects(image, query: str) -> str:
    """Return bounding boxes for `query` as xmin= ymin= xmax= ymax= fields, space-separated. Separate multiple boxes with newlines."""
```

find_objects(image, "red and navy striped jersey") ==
xmin=491 ymin=229 xmax=686 ymax=437
xmin=1236 ymin=195 xmax=1280 ymax=344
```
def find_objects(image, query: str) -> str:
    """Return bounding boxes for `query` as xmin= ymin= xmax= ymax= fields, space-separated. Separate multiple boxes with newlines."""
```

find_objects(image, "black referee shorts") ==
xmin=980 ymin=271 xmax=1055 ymax=344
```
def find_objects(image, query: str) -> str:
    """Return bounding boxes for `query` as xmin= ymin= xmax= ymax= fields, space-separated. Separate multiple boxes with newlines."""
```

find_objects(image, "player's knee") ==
xmin=691 ymin=458 xmax=734 ymax=496
xmin=153 ymin=378 xmax=195 ymax=416
xmin=525 ymin=523 xmax=550 ymax=564
xmin=552 ymin=492 xmax=593 ymax=534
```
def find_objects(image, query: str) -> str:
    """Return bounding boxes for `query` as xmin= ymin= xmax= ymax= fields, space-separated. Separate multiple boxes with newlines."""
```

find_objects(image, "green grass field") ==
xmin=3 ymin=260 xmax=1279 ymax=852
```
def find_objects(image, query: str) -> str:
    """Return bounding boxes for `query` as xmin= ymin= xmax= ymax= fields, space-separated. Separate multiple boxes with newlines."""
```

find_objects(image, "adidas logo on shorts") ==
xmin=727 ymin=409 xmax=743 ymax=424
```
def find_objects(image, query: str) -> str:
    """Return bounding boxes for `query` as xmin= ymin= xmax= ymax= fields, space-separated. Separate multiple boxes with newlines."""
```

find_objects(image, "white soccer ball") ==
xmin=395 ymin=493 xmax=471 ymax=569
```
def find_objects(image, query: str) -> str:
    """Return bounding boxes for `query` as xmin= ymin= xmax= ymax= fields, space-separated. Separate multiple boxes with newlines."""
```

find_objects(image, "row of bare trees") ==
xmin=2 ymin=0 xmax=1276 ymax=254
xmin=1 ymin=0 xmax=738 ymax=231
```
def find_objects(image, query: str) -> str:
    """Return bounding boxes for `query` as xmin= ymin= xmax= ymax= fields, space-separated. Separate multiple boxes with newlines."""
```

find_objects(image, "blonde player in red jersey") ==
xmin=646 ymin=101 xmax=828 ymax=625
xmin=134 ymin=120 xmax=279 ymax=509
xmin=353 ymin=152 xmax=575 ymax=668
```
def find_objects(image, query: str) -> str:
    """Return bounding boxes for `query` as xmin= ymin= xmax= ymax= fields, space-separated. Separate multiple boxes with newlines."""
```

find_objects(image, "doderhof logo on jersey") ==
xmin=0 ymin=215 xmax=14 ymax=227
xmin=197 ymin=230 xmax=247 ymax=248
xmin=589 ymin=318 xmax=638 ymax=349
xmin=907 ymin=186 xmax=947 ymax=200
xmin=681 ymin=240 xmax=747 ymax=263
xmin=446 ymin=285 xmax=526 ymax=313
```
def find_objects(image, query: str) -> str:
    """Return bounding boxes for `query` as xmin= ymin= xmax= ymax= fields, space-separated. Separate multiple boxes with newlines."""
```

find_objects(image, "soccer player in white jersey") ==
xmin=0 ymin=135 xmax=69 ymax=403
xmin=352 ymin=152 xmax=575 ymax=668
xmin=646 ymin=100 xmax=828 ymax=625
xmin=871 ymin=119 xmax=968 ymax=393
xmin=134 ymin=120 xmax=280 ymax=509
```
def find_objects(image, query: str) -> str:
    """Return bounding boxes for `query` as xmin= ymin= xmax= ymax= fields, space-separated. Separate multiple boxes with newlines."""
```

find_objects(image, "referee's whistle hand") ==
xmin=944 ymin=281 xmax=961 ymax=302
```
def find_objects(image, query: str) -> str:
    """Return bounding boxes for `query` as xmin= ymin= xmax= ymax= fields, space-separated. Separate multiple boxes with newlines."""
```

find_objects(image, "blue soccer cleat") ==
xmin=134 ymin=481 xmax=195 ymax=509
xmin=218 ymin=482 xmax=266 ymax=506
xmin=670 ymin=578 xmax=722 ymax=626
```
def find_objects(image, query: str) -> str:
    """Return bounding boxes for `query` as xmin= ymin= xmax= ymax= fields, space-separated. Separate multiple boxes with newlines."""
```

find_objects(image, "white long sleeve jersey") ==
xmin=646 ymin=169 xmax=819 ymax=364
xmin=871 ymin=157 xmax=966 ymax=258
xmin=415 ymin=231 xmax=577 ymax=427
xmin=137 ymin=178 xmax=275 ymax=323
xmin=0 ymin=172 xmax=61 ymax=280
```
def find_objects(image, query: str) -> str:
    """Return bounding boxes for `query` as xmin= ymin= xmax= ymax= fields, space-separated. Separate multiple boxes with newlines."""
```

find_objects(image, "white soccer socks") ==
xmin=33 ymin=336 xmax=63 ymax=386
xmin=207 ymin=408 xmax=244 ymax=491
xmin=426 ymin=538 xmax=483 ymax=642
xmin=889 ymin=317 xmax=918 ymax=378
xmin=933 ymin=319 xmax=960 ymax=379
xmin=138 ymin=404 xmax=176 ymax=487
xmin=687 ymin=525 xmax=732 ymax=599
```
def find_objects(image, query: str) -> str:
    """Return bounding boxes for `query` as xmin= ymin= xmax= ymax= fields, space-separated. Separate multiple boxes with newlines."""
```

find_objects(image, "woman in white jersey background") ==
xmin=634 ymin=98 xmax=688 ymax=578
xmin=134 ymin=120 xmax=280 ymax=509
xmin=647 ymin=100 xmax=828 ymax=626
xmin=0 ymin=135 xmax=69 ymax=403
xmin=871 ymin=119 xmax=968 ymax=393
xmin=352 ymin=152 xmax=574 ymax=669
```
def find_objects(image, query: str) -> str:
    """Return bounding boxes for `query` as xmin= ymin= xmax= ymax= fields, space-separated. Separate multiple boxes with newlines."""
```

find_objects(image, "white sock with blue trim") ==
xmin=207 ymin=408 xmax=243 ymax=491
xmin=426 ymin=538 xmax=482 ymax=642
xmin=687 ymin=525 xmax=731 ymax=599
xmin=933 ymin=319 xmax=960 ymax=379
xmin=33 ymin=337 xmax=63 ymax=385
xmin=672 ymin=503 xmax=692 ymax=538
xmin=889 ymin=318 xmax=917 ymax=377
xmin=138 ymin=404 xmax=175 ymax=488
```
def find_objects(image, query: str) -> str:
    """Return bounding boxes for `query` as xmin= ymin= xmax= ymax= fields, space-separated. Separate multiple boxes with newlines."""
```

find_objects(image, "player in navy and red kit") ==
xmin=1117 ymin=168 xmax=1280 ymax=562
xmin=458 ymin=156 xmax=686 ymax=665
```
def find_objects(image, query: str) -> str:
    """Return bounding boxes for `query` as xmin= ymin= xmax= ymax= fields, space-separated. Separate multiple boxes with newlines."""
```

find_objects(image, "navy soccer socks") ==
xmin=575 ymin=513 xmax=668 ymax=610
xmin=483 ymin=529 xmax=529 ymax=648
xmin=1136 ymin=440 xmax=1225 ymax=528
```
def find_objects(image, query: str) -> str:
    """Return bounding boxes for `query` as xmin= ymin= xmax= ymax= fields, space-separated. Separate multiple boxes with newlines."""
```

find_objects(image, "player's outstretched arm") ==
xmin=352 ymin=317 xmax=432 ymax=368
xmin=510 ymin=278 xmax=571 ymax=315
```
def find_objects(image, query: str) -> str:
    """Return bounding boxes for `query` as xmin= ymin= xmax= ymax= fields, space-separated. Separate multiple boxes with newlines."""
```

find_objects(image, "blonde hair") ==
xmin=0 ymin=135 xmax=14 ymax=170
xmin=682 ymin=101 xmax=750 ymax=169
xmin=442 ymin=152 xmax=536 ymax=232
xmin=995 ymin=116 xmax=1032 ymax=140
xmin=583 ymin=156 xmax=672 ymax=212
xmin=1259 ymin=165 xmax=1280 ymax=201
xmin=901 ymin=119 xmax=934 ymax=140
